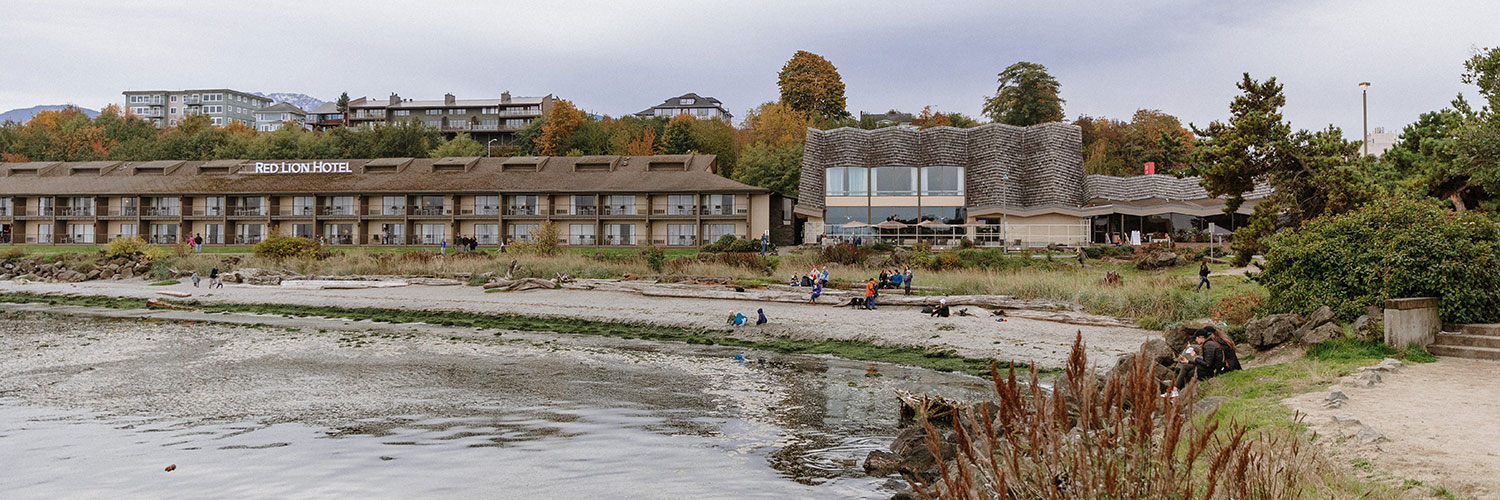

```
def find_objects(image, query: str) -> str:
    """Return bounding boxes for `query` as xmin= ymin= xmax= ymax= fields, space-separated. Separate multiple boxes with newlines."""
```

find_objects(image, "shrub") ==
xmin=1211 ymin=291 xmax=1265 ymax=325
xmin=957 ymin=237 xmax=975 ymax=249
xmin=1258 ymin=197 xmax=1500 ymax=323
xmin=1082 ymin=245 xmax=1135 ymax=259
xmin=253 ymin=235 xmax=324 ymax=261
xmin=510 ymin=221 xmax=561 ymax=256
xmin=820 ymin=242 xmax=872 ymax=265
xmin=702 ymin=234 xmax=738 ymax=252
xmin=870 ymin=241 xmax=895 ymax=252
xmin=642 ymin=246 xmax=666 ymax=273
xmin=2 ymin=247 xmax=26 ymax=260
xmin=104 ymin=236 xmax=150 ymax=258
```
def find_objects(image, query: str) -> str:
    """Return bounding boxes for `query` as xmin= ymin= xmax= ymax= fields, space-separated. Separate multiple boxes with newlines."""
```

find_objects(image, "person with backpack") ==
xmin=1167 ymin=326 xmax=1239 ymax=396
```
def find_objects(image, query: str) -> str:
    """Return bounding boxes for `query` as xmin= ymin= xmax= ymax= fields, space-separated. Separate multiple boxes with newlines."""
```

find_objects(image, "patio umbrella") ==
xmin=874 ymin=220 xmax=909 ymax=230
xmin=840 ymin=221 xmax=871 ymax=229
xmin=916 ymin=220 xmax=951 ymax=230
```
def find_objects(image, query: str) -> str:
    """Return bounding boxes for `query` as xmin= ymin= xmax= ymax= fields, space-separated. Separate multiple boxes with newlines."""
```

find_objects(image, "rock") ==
xmin=1365 ymin=304 xmax=1382 ymax=319
xmin=1356 ymin=425 xmax=1386 ymax=444
xmin=1193 ymin=396 xmax=1227 ymax=416
xmin=1300 ymin=322 xmax=1343 ymax=344
xmin=1327 ymin=388 xmax=1348 ymax=402
xmin=1350 ymin=315 xmax=1379 ymax=341
xmin=1294 ymin=306 xmax=1336 ymax=341
xmin=1106 ymin=338 xmax=1174 ymax=385
xmin=1245 ymin=314 xmax=1303 ymax=350
xmin=1164 ymin=318 xmax=1218 ymax=353
xmin=863 ymin=450 xmax=902 ymax=476
xmin=1345 ymin=371 xmax=1382 ymax=388
xmin=886 ymin=425 xmax=953 ymax=479
xmin=1134 ymin=250 xmax=1179 ymax=270
xmin=1331 ymin=415 xmax=1361 ymax=427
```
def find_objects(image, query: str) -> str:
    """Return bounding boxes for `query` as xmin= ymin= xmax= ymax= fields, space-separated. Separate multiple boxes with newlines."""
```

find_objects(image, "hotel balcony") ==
xmin=147 ymin=235 xmax=180 ymax=244
xmin=141 ymin=207 xmax=180 ymax=217
xmin=229 ymin=207 xmax=264 ymax=217
xmin=458 ymin=206 xmax=500 ymax=216
xmin=701 ymin=205 xmax=747 ymax=217
xmin=57 ymin=207 xmax=94 ymax=217
xmin=600 ymin=235 xmax=637 ymax=246
xmin=317 ymin=206 xmax=357 ymax=217
xmin=600 ymin=205 xmax=645 ymax=216
xmin=409 ymin=206 xmax=452 ymax=217
xmin=366 ymin=206 xmax=408 ymax=217
xmin=503 ymin=206 xmax=541 ymax=216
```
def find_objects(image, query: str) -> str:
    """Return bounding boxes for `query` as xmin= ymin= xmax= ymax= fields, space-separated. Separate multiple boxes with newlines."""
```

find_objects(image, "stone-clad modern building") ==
xmin=796 ymin=123 xmax=1264 ymax=246
xmin=0 ymin=155 xmax=792 ymax=248
xmin=123 ymin=89 xmax=271 ymax=129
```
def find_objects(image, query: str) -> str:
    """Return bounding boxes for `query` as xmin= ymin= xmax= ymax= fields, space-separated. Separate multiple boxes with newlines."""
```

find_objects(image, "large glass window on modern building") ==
xmin=920 ymin=166 xmax=964 ymax=196
xmin=117 ymin=223 xmax=137 ymax=240
xmin=507 ymin=223 xmax=538 ymax=242
xmin=382 ymin=196 xmax=405 ymax=216
xmin=474 ymin=195 xmax=499 ymax=215
xmin=570 ymin=195 xmax=596 ymax=215
xmin=703 ymin=194 xmax=735 ymax=215
xmin=825 ymin=206 xmax=869 ymax=225
xmin=66 ymin=224 xmax=94 ymax=244
xmin=705 ymin=223 xmax=736 ymax=242
xmin=507 ymin=195 xmax=538 ymax=215
xmin=666 ymin=195 xmax=695 ymax=215
xmin=236 ymin=223 xmax=263 ymax=244
xmin=568 ymin=223 xmax=596 ymax=245
xmin=605 ymin=195 xmax=635 ymax=215
xmin=474 ymin=224 xmax=498 ymax=244
xmin=919 ymin=205 xmax=966 ymax=225
xmin=825 ymin=166 xmax=869 ymax=196
xmin=151 ymin=223 xmax=178 ymax=244
xmin=871 ymin=166 xmax=918 ymax=196
xmin=417 ymin=224 xmax=445 ymax=244
xmin=667 ymin=224 xmax=697 ymax=246
xmin=604 ymin=224 xmax=634 ymax=245
xmin=293 ymin=196 xmax=315 ymax=216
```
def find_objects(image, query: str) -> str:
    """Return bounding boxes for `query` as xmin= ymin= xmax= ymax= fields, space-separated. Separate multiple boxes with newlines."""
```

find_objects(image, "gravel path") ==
xmin=0 ymin=278 xmax=1158 ymax=369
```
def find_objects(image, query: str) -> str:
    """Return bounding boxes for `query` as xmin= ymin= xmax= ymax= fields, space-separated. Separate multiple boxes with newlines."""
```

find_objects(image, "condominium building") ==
xmin=253 ymin=102 xmax=310 ymax=132
xmin=0 ymin=155 xmax=791 ymax=248
xmin=307 ymin=102 xmax=345 ymax=130
xmin=635 ymin=93 xmax=733 ymax=122
xmin=796 ymin=123 xmax=1265 ymax=247
xmin=342 ymin=92 xmax=554 ymax=143
xmin=122 ymin=89 xmax=271 ymax=129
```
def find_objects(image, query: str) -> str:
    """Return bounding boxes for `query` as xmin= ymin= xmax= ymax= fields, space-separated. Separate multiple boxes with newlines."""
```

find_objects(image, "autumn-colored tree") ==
xmin=1 ymin=152 xmax=30 ymax=162
xmin=661 ymin=114 xmax=701 ymax=154
xmin=741 ymin=101 xmax=810 ymax=147
xmin=535 ymin=99 xmax=584 ymax=155
xmin=1075 ymin=109 xmax=1195 ymax=176
xmin=912 ymin=106 xmax=952 ymax=129
xmin=777 ymin=50 xmax=851 ymax=124
xmin=624 ymin=127 xmax=657 ymax=156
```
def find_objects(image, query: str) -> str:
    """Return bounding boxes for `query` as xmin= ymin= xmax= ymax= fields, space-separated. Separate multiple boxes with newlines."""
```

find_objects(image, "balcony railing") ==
xmin=0 ymin=207 xmax=10 ymax=216
xmin=318 ymin=206 xmax=355 ymax=216
xmin=504 ymin=206 xmax=540 ymax=216
xmin=147 ymin=235 xmax=179 ymax=244
xmin=415 ymin=235 xmax=446 ymax=245
xmin=57 ymin=207 xmax=94 ymax=217
xmin=475 ymin=235 xmax=498 ymax=245
xmin=288 ymin=206 xmax=316 ymax=216
xmin=365 ymin=206 xmax=407 ymax=216
xmin=231 ymin=207 xmax=264 ymax=217
xmin=601 ymin=235 xmax=636 ymax=246
xmin=665 ymin=235 xmax=699 ymax=246
xmin=600 ymin=205 xmax=643 ymax=216
xmin=702 ymin=205 xmax=739 ymax=216
xmin=460 ymin=206 xmax=500 ymax=216
xmin=325 ymin=235 xmax=354 ymax=245
xmin=567 ymin=206 xmax=598 ymax=216
xmin=234 ymin=235 xmax=264 ymax=245
xmin=566 ymin=235 xmax=597 ymax=245
xmin=410 ymin=206 xmax=451 ymax=216
xmin=117 ymin=207 xmax=140 ymax=216
xmin=373 ymin=234 xmax=406 ymax=245
xmin=59 ymin=235 xmax=97 ymax=244
xmin=142 ymin=207 xmax=180 ymax=217
xmin=664 ymin=205 xmax=696 ymax=216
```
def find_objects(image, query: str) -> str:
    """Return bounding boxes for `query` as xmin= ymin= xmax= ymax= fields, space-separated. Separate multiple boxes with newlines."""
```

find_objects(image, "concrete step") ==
xmin=1434 ymin=333 xmax=1500 ymax=349
xmin=1428 ymin=344 xmax=1500 ymax=361
xmin=1458 ymin=324 xmax=1500 ymax=337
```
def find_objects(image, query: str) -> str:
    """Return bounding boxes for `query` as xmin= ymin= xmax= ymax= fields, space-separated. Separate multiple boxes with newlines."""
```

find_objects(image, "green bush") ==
xmin=702 ymin=235 xmax=763 ymax=253
xmin=105 ymin=236 xmax=150 ymax=258
xmin=870 ymin=242 xmax=895 ymax=252
xmin=1257 ymin=197 xmax=1500 ymax=323
xmin=643 ymin=246 xmax=666 ymax=273
xmin=1082 ymin=245 xmax=1135 ymax=259
xmin=253 ymin=235 xmax=324 ymax=261
xmin=2 ymin=247 xmax=26 ymax=260
xmin=1306 ymin=337 xmax=1397 ymax=361
xmin=820 ymin=242 xmax=872 ymax=265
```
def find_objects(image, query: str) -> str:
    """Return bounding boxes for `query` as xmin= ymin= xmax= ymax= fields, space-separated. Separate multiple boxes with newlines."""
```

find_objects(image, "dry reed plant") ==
xmin=912 ymin=333 xmax=1330 ymax=500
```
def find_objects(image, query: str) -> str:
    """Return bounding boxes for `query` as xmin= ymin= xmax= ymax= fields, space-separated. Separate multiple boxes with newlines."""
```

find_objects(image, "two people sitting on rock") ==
xmin=1166 ymin=326 xmax=1242 ymax=398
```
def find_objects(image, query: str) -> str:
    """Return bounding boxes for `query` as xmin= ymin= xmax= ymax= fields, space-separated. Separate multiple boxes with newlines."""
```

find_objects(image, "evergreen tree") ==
xmin=983 ymin=62 xmax=1065 ymax=125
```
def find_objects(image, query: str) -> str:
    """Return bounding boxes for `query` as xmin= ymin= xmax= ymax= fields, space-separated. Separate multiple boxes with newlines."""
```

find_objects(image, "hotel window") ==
xmin=479 ymin=120 xmax=498 ymax=129
xmin=293 ymin=196 xmax=315 ymax=216
xmin=474 ymin=224 xmax=498 ymax=244
xmin=449 ymin=108 xmax=467 ymax=115
xmin=144 ymin=197 xmax=178 ymax=216
xmin=481 ymin=107 xmax=499 ymax=114
xmin=171 ymin=96 xmax=178 ymax=102
xmin=118 ymin=223 xmax=137 ymax=239
xmin=205 ymin=223 xmax=222 ymax=244
xmin=417 ymin=224 xmax=445 ymax=245
xmin=0 ymin=197 xmax=10 ymax=216
xmin=570 ymin=195 xmax=596 ymax=215
xmin=872 ymin=166 xmax=918 ymax=196
xmin=503 ymin=118 xmax=528 ymax=129
xmin=151 ymin=223 xmax=178 ymax=244
xmin=667 ymin=224 xmax=697 ymax=246
xmin=382 ymin=196 xmax=405 ymax=216
xmin=568 ymin=224 xmax=595 ymax=245
xmin=825 ymin=166 xmax=869 ymax=196
xmin=703 ymin=194 xmax=734 ymax=215
xmin=425 ymin=109 xmax=442 ymax=115
xmin=291 ymin=223 xmax=313 ymax=238
xmin=667 ymin=194 xmax=695 ymax=215
xmin=417 ymin=196 xmax=446 ymax=215
xmin=212 ymin=117 xmax=223 ymax=126
xmin=204 ymin=196 xmax=224 ymax=216
xmin=920 ymin=166 xmax=965 ymax=196
xmin=423 ymin=120 xmax=440 ymax=128
xmin=379 ymin=223 xmax=405 ymax=244
xmin=394 ymin=110 xmax=410 ymax=117
xmin=67 ymin=224 xmax=94 ymax=244
xmin=324 ymin=223 xmax=354 ymax=244
xmin=705 ymin=223 xmax=736 ymax=242
xmin=38 ymin=197 xmax=55 ymax=216
xmin=236 ymin=223 xmax=264 ymax=244
xmin=35 ymin=223 xmax=53 ymax=244
xmin=325 ymin=196 xmax=353 ymax=215
xmin=604 ymin=224 xmax=634 ymax=245
xmin=606 ymin=195 xmax=634 ymax=215
xmin=205 ymin=93 xmax=222 ymax=102
xmin=474 ymin=195 xmax=499 ymax=215
xmin=507 ymin=195 xmax=538 ymax=215
xmin=233 ymin=196 xmax=264 ymax=216
xmin=170 ymin=107 xmax=177 ymax=114
xmin=507 ymin=223 xmax=538 ymax=242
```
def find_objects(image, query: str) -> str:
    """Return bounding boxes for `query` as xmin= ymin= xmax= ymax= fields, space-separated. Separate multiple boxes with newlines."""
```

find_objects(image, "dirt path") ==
xmin=1286 ymin=359 xmax=1500 ymax=498
xmin=0 ymin=278 xmax=1159 ymax=370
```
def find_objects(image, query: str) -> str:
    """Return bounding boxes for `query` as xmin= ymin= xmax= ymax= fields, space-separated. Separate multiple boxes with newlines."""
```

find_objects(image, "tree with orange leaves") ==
xmin=624 ymin=127 xmax=657 ymax=156
xmin=911 ymin=106 xmax=952 ymax=129
xmin=535 ymin=99 xmax=584 ymax=156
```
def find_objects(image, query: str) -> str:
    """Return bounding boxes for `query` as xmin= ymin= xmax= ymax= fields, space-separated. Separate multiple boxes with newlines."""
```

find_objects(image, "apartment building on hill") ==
xmin=122 ymin=89 xmax=271 ymax=129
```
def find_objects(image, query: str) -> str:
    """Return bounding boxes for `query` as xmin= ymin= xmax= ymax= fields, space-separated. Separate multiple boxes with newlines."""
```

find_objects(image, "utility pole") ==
xmin=1359 ymin=82 xmax=1371 ymax=157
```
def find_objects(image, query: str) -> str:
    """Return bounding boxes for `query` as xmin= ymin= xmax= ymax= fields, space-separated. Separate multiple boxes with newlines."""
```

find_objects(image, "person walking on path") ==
xmin=760 ymin=232 xmax=769 ymax=256
xmin=1196 ymin=260 xmax=1211 ymax=292
xmin=190 ymin=271 xmax=201 ymax=288
xmin=864 ymin=279 xmax=877 ymax=310
xmin=440 ymin=238 xmax=447 ymax=255
xmin=208 ymin=267 xmax=221 ymax=289
xmin=903 ymin=266 xmax=913 ymax=295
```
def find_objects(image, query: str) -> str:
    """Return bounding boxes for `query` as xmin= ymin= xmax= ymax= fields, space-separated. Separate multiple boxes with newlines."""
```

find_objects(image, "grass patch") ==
xmin=1199 ymin=340 xmax=1392 ymax=434
xmin=1306 ymin=337 xmax=1397 ymax=361
xmin=148 ymin=280 xmax=181 ymax=286
xmin=0 ymin=291 xmax=1026 ymax=377
xmin=1399 ymin=342 xmax=1439 ymax=363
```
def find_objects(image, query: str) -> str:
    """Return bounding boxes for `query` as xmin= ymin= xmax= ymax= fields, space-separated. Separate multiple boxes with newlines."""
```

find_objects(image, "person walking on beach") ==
xmin=1196 ymin=260 xmax=1211 ymax=292
xmin=208 ymin=267 xmax=221 ymax=289
xmin=903 ymin=266 xmax=913 ymax=295
xmin=440 ymin=238 xmax=447 ymax=255
xmin=864 ymin=278 xmax=877 ymax=310
xmin=190 ymin=271 xmax=201 ymax=288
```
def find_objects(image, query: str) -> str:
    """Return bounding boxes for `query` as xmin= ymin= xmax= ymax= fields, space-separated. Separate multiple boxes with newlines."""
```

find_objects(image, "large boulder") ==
xmin=1293 ymin=306 xmax=1336 ymax=340
xmin=1106 ymin=338 xmax=1175 ymax=387
xmin=1300 ymin=322 xmax=1343 ymax=344
xmin=1245 ymin=314 xmax=1304 ymax=350
xmin=1134 ymin=250 xmax=1179 ymax=270
xmin=1163 ymin=318 xmax=1218 ymax=353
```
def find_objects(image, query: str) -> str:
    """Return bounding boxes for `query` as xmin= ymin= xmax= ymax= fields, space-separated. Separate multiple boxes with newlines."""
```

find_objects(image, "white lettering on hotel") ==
xmin=253 ymin=161 xmax=353 ymax=174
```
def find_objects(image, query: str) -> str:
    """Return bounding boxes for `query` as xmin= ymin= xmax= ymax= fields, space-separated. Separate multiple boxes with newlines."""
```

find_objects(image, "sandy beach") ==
xmin=0 ymin=278 xmax=1158 ymax=370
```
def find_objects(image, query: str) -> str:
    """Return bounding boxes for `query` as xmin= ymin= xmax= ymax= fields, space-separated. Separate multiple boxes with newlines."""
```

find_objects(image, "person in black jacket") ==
xmin=1196 ymin=260 xmax=1211 ymax=292
xmin=1170 ymin=327 xmax=1236 ymax=393
xmin=930 ymin=299 xmax=950 ymax=318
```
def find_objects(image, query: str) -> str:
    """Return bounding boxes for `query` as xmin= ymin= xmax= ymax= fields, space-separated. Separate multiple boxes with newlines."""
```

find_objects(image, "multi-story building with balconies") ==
xmin=253 ymin=102 xmax=310 ymax=132
xmin=336 ymin=92 xmax=552 ymax=144
xmin=122 ymin=89 xmax=271 ymax=129
xmin=0 ymin=155 xmax=792 ymax=248
xmin=634 ymin=93 xmax=732 ymax=122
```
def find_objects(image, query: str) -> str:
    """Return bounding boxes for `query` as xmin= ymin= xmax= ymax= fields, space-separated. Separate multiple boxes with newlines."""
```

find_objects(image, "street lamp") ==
xmin=486 ymin=138 xmax=498 ymax=157
xmin=1359 ymin=82 xmax=1371 ymax=157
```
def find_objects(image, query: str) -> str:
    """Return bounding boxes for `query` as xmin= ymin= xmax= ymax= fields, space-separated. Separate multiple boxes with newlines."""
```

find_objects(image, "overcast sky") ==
xmin=2 ymin=0 xmax=1497 ymax=139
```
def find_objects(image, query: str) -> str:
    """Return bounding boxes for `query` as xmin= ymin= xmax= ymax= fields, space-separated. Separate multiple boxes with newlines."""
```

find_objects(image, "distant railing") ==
xmin=57 ymin=207 xmax=94 ymax=217
xmin=601 ymin=205 xmax=642 ymax=216
xmin=142 ymin=207 xmax=180 ymax=216
xmin=147 ymin=235 xmax=179 ymax=244
xmin=504 ymin=206 xmax=539 ymax=216
xmin=411 ymin=206 xmax=450 ymax=216
xmin=318 ymin=206 xmax=355 ymax=216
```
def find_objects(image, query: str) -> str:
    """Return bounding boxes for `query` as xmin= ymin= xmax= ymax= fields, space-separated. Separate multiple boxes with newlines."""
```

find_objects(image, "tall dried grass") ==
xmin=912 ymin=334 xmax=1333 ymax=500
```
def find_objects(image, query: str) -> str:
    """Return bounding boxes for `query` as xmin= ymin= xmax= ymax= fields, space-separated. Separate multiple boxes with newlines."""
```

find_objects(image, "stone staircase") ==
xmin=1429 ymin=324 xmax=1500 ymax=360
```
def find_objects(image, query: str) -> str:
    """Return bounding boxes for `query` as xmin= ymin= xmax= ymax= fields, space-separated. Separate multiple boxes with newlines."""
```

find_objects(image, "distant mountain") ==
xmin=0 ymin=105 xmax=99 ymax=123
xmin=253 ymin=92 xmax=326 ymax=112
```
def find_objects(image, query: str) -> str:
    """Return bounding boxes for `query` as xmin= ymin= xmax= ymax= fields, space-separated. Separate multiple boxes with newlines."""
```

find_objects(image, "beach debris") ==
xmin=164 ymin=464 xmax=176 ymax=472
xmin=155 ymin=290 xmax=192 ymax=298
xmin=145 ymin=299 xmax=197 ymax=311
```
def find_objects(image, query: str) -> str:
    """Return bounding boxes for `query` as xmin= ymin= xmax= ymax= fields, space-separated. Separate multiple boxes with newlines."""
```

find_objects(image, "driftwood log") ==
xmin=483 ymin=278 xmax=556 ymax=291
xmin=146 ymin=299 xmax=196 ymax=311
